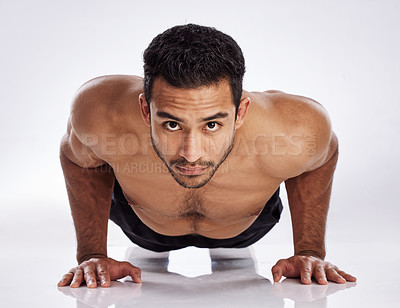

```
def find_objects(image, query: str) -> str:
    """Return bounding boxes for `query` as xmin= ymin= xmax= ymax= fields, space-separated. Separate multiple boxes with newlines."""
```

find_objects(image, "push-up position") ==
xmin=58 ymin=24 xmax=356 ymax=288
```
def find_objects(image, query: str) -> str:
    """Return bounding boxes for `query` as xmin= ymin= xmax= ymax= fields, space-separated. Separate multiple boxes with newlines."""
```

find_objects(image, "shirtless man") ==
xmin=58 ymin=24 xmax=356 ymax=288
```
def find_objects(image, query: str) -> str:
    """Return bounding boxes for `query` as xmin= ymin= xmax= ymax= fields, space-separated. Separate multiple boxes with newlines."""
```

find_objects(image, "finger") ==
xmin=121 ymin=261 xmax=142 ymax=283
xmin=313 ymin=265 xmax=328 ymax=285
xmin=70 ymin=269 xmax=84 ymax=288
xmin=271 ymin=260 xmax=286 ymax=282
xmin=326 ymin=268 xmax=346 ymax=284
xmin=299 ymin=259 xmax=313 ymax=285
xmin=58 ymin=272 xmax=74 ymax=287
xmin=83 ymin=265 xmax=98 ymax=288
xmin=97 ymin=263 xmax=111 ymax=287
xmin=337 ymin=270 xmax=357 ymax=282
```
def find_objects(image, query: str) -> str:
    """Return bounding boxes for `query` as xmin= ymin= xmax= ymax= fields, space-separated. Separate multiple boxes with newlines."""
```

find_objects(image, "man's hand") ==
xmin=271 ymin=255 xmax=357 ymax=285
xmin=58 ymin=257 xmax=142 ymax=288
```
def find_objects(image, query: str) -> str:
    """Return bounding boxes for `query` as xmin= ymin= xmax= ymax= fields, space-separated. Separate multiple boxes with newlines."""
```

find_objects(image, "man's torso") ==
xmin=70 ymin=75 xmax=322 ymax=239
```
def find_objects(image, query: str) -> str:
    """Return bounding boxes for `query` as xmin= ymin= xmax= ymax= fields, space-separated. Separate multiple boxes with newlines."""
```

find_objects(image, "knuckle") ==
xmin=84 ymin=270 xmax=96 ymax=278
xmin=81 ymin=258 xmax=100 ymax=266
xmin=303 ymin=256 xmax=312 ymax=262
xmin=315 ymin=267 xmax=325 ymax=273
xmin=296 ymin=260 xmax=308 ymax=268
xmin=273 ymin=259 xmax=287 ymax=269
xmin=274 ymin=259 xmax=285 ymax=265
xmin=80 ymin=261 xmax=89 ymax=268
xmin=74 ymin=269 xmax=83 ymax=276
xmin=338 ymin=271 xmax=347 ymax=277
xmin=327 ymin=269 xmax=339 ymax=277
xmin=122 ymin=261 xmax=133 ymax=267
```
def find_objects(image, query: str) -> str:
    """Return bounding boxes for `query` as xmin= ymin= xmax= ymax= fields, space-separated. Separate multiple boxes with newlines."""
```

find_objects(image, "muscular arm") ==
xmin=59 ymin=134 xmax=114 ymax=263
xmin=58 ymin=82 xmax=142 ymax=288
xmin=272 ymin=132 xmax=355 ymax=284
xmin=284 ymin=133 xmax=338 ymax=260
xmin=266 ymin=93 xmax=356 ymax=284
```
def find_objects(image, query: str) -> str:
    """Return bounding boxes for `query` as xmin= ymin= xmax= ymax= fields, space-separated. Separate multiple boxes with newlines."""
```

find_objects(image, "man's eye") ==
xmin=205 ymin=122 xmax=220 ymax=132
xmin=164 ymin=121 xmax=180 ymax=131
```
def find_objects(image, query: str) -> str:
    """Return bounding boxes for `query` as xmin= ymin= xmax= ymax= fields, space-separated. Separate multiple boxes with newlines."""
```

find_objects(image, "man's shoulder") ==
xmin=248 ymin=90 xmax=333 ymax=178
xmin=251 ymin=90 xmax=329 ymax=123
xmin=70 ymin=75 xmax=144 ymax=138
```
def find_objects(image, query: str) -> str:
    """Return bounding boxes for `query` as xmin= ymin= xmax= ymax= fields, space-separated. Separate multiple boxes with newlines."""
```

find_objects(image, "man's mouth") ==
xmin=174 ymin=165 xmax=209 ymax=176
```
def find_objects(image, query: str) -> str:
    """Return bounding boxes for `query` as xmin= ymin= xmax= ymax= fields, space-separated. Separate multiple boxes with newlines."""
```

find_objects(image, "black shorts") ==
xmin=109 ymin=179 xmax=283 ymax=252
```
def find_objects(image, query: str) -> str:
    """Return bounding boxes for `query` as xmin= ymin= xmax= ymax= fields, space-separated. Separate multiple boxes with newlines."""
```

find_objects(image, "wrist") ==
xmin=296 ymin=249 xmax=325 ymax=260
xmin=77 ymin=253 xmax=108 ymax=264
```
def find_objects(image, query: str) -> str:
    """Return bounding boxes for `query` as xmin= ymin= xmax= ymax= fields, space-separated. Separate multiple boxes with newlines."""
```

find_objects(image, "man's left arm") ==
xmin=272 ymin=132 xmax=357 ymax=285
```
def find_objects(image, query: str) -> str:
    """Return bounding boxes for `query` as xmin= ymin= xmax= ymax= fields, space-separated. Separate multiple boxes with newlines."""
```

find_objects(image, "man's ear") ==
xmin=139 ymin=93 xmax=151 ymax=127
xmin=235 ymin=97 xmax=250 ymax=129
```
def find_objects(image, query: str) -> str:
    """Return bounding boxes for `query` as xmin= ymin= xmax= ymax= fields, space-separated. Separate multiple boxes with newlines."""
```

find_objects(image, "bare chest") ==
xmin=112 ymin=154 xmax=282 ymax=238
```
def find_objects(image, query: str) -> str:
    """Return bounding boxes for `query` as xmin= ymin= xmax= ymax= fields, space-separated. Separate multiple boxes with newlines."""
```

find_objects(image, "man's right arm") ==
xmin=58 ymin=93 xmax=141 ymax=288
xmin=59 ymin=126 xmax=114 ymax=264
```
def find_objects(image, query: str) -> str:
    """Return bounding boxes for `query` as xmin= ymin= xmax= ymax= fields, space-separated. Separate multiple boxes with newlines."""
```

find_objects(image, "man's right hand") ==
xmin=58 ymin=257 xmax=142 ymax=288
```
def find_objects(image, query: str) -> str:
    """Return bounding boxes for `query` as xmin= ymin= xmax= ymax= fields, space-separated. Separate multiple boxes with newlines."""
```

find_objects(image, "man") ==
xmin=58 ymin=24 xmax=356 ymax=288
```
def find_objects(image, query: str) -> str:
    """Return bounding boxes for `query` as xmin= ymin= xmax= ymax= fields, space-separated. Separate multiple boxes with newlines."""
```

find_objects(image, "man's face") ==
xmin=140 ymin=78 xmax=248 ymax=189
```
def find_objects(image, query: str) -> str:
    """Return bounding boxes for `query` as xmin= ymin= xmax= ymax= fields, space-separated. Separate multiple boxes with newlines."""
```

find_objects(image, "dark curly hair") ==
xmin=143 ymin=24 xmax=246 ymax=113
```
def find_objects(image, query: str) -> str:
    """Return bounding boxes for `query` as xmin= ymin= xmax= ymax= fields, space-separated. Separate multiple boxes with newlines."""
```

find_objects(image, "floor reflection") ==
xmin=58 ymin=246 xmax=355 ymax=308
xmin=273 ymin=278 xmax=356 ymax=307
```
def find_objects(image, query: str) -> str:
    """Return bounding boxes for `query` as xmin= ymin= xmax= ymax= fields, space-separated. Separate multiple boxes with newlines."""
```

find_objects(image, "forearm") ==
xmin=60 ymin=150 xmax=115 ymax=264
xmin=285 ymin=146 xmax=339 ymax=260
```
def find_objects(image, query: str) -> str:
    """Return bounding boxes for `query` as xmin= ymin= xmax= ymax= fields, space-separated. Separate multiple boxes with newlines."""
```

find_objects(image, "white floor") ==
xmin=1 ymin=203 xmax=399 ymax=308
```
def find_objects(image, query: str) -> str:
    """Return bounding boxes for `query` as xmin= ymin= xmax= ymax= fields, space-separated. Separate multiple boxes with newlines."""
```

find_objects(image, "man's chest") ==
xmin=110 ymin=154 xmax=282 ymax=237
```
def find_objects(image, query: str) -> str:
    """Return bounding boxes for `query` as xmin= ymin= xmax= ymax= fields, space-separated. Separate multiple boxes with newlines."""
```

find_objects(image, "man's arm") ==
xmin=285 ymin=132 xmax=338 ymax=261
xmin=271 ymin=131 xmax=356 ymax=285
xmin=264 ymin=93 xmax=357 ymax=285
xmin=59 ymin=135 xmax=114 ymax=264
xmin=58 ymin=97 xmax=141 ymax=288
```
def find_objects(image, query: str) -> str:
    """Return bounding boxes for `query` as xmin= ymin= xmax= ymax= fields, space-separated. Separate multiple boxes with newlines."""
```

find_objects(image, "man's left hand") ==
xmin=271 ymin=255 xmax=357 ymax=285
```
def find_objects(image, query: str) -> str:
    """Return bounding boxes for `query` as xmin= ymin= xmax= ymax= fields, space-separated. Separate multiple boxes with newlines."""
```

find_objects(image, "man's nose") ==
xmin=178 ymin=133 xmax=204 ymax=163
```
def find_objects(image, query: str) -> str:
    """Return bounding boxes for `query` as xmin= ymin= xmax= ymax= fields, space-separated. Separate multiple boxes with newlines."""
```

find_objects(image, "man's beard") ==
xmin=150 ymin=128 xmax=234 ymax=189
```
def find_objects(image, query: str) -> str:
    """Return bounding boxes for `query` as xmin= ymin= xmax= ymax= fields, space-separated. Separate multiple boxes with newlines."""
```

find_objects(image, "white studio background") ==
xmin=0 ymin=0 xmax=399 ymax=254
